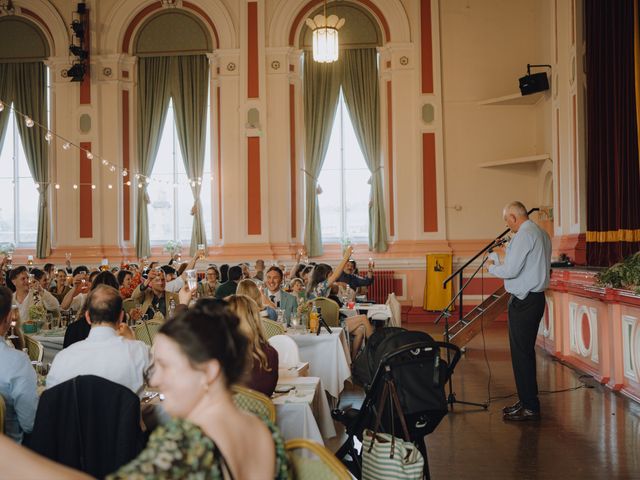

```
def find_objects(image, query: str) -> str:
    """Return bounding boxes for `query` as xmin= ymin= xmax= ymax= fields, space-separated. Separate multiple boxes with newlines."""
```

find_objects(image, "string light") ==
xmin=107 ymin=184 xmax=113 ymax=189
xmin=0 ymin=98 xmax=207 ymax=192
xmin=125 ymin=181 xmax=131 ymax=186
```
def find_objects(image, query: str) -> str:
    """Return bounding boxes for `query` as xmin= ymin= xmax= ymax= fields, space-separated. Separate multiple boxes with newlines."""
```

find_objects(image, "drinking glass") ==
xmin=185 ymin=269 xmax=198 ymax=291
xmin=197 ymin=244 xmax=206 ymax=259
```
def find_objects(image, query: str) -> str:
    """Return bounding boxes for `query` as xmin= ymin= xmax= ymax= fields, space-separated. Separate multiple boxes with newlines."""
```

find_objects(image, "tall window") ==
xmin=318 ymin=90 xmax=370 ymax=241
xmin=147 ymin=99 xmax=213 ymax=243
xmin=0 ymin=108 xmax=39 ymax=244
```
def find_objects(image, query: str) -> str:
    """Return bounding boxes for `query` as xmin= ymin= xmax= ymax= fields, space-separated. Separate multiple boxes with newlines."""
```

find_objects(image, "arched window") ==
xmin=133 ymin=10 xmax=214 ymax=255
xmin=300 ymin=3 xmax=388 ymax=254
xmin=0 ymin=17 xmax=51 ymax=253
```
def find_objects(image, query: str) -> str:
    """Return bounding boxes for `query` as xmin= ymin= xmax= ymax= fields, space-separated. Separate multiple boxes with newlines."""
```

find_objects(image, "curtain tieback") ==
xmin=368 ymin=166 xmax=383 ymax=185
xmin=302 ymin=169 xmax=318 ymax=182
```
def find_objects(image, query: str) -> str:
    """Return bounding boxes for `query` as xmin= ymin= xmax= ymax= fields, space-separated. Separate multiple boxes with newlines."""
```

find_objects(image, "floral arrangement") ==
xmin=164 ymin=240 xmax=183 ymax=255
xmin=28 ymin=303 xmax=47 ymax=322
xmin=595 ymin=252 xmax=640 ymax=294
xmin=0 ymin=242 xmax=15 ymax=255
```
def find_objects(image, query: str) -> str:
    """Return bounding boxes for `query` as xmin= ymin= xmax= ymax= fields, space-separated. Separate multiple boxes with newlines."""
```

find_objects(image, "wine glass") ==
xmin=197 ymin=244 xmax=206 ymax=259
xmin=8 ymin=306 xmax=19 ymax=341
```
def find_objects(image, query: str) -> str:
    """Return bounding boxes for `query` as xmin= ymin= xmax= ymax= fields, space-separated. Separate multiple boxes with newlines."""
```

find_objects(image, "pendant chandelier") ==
xmin=306 ymin=0 xmax=345 ymax=63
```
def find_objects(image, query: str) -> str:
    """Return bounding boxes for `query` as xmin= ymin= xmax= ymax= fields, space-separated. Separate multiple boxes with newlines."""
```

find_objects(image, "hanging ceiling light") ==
xmin=306 ymin=0 xmax=345 ymax=63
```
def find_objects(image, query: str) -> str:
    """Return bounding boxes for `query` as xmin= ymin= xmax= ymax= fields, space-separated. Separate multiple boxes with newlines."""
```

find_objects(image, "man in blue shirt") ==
xmin=336 ymin=260 xmax=374 ymax=290
xmin=0 ymin=286 xmax=38 ymax=442
xmin=487 ymin=201 xmax=551 ymax=421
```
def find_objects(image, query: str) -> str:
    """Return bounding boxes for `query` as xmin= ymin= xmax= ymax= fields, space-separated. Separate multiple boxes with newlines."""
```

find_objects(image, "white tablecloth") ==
xmin=273 ymin=376 xmax=335 ymax=445
xmin=340 ymin=304 xmax=391 ymax=321
xmin=288 ymin=328 xmax=351 ymax=398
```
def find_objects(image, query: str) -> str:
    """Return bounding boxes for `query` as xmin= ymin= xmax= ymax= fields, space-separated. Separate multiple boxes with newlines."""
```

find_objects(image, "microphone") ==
xmin=488 ymin=237 xmax=509 ymax=253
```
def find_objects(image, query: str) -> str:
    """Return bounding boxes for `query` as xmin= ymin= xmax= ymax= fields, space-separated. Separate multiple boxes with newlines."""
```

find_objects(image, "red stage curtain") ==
xmin=585 ymin=0 xmax=640 ymax=266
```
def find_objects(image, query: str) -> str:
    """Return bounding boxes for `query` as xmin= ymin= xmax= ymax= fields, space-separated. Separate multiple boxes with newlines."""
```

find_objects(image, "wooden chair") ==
xmin=311 ymin=297 xmax=341 ymax=327
xmin=0 ymin=394 xmax=5 ymax=434
xmin=122 ymin=298 xmax=137 ymax=314
xmin=24 ymin=335 xmax=44 ymax=363
xmin=133 ymin=321 xmax=163 ymax=346
xmin=285 ymin=439 xmax=351 ymax=480
xmin=231 ymin=385 xmax=276 ymax=423
xmin=262 ymin=318 xmax=286 ymax=339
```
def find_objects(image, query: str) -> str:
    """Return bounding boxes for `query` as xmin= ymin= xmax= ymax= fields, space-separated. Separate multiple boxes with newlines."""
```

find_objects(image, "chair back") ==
xmin=286 ymin=439 xmax=351 ymax=480
xmin=133 ymin=320 xmax=163 ymax=346
xmin=24 ymin=335 xmax=44 ymax=363
xmin=231 ymin=385 xmax=276 ymax=423
xmin=122 ymin=298 xmax=137 ymax=314
xmin=312 ymin=297 xmax=340 ymax=327
xmin=386 ymin=292 xmax=402 ymax=327
xmin=268 ymin=335 xmax=300 ymax=369
xmin=0 ymin=394 xmax=5 ymax=434
xmin=262 ymin=318 xmax=286 ymax=339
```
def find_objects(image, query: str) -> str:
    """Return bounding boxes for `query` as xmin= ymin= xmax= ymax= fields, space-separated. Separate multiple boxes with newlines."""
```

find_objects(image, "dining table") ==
xmin=272 ymin=376 xmax=335 ymax=445
xmin=287 ymin=327 xmax=351 ymax=399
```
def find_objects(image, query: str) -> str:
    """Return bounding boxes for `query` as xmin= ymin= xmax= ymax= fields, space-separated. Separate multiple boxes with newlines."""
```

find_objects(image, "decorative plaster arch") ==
xmin=268 ymin=0 xmax=411 ymax=48
xmin=100 ymin=0 xmax=237 ymax=54
xmin=9 ymin=0 xmax=68 ymax=58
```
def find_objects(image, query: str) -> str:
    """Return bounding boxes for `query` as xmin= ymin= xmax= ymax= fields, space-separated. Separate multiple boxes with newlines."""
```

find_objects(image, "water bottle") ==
xmin=169 ymin=298 xmax=176 ymax=318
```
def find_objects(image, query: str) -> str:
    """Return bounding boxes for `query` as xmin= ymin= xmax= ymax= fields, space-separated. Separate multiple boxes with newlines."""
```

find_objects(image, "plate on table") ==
xmin=274 ymin=384 xmax=295 ymax=394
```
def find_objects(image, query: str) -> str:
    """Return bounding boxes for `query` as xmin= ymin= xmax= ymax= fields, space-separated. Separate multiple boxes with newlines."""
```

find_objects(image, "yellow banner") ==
xmin=424 ymin=254 xmax=452 ymax=311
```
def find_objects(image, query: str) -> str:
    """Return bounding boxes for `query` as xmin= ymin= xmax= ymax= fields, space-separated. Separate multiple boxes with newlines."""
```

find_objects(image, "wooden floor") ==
xmin=329 ymin=322 xmax=640 ymax=479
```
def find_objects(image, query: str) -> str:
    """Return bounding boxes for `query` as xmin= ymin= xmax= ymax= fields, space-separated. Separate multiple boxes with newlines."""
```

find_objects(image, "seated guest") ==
xmin=197 ymin=265 xmax=220 ymax=298
xmin=50 ymin=269 xmax=70 ymax=303
xmin=215 ymin=265 xmax=242 ymax=299
xmin=307 ymin=246 xmax=373 ymax=359
xmin=117 ymin=270 xmax=133 ymax=299
xmin=0 ymin=286 xmax=38 ymax=443
xmin=8 ymin=266 xmax=60 ymax=323
xmin=63 ymin=271 xmax=121 ymax=349
xmin=60 ymin=266 xmax=90 ymax=311
xmin=219 ymin=263 xmax=230 ymax=283
xmin=226 ymin=295 xmax=279 ymax=397
xmin=48 ymin=285 xmax=150 ymax=395
xmin=130 ymin=268 xmax=179 ymax=320
xmin=263 ymin=266 xmax=297 ymax=322
xmin=254 ymin=259 xmax=265 ymax=281
xmin=337 ymin=259 xmax=374 ymax=290
xmin=163 ymin=255 xmax=198 ymax=294
xmin=289 ymin=278 xmax=306 ymax=302
xmin=0 ymin=299 xmax=288 ymax=479
xmin=30 ymin=268 xmax=58 ymax=315
xmin=236 ymin=279 xmax=277 ymax=320
xmin=43 ymin=263 xmax=56 ymax=289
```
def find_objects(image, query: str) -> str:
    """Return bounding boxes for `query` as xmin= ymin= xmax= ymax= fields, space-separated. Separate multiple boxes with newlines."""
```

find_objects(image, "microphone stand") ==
xmin=436 ymin=249 xmax=497 ymax=411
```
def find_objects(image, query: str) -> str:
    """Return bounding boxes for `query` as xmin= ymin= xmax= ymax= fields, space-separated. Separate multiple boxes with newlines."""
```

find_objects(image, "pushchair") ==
xmin=332 ymin=329 xmax=461 ymax=479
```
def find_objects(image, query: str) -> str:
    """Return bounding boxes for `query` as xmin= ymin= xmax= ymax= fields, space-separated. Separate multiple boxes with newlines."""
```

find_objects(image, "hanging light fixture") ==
xmin=306 ymin=0 xmax=345 ymax=63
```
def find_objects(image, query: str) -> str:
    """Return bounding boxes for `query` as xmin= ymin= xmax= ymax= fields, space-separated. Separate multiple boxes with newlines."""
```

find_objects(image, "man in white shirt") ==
xmin=487 ymin=201 xmax=551 ymax=421
xmin=0 ymin=286 xmax=38 ymax=443
xmin=47 ymin=285 xmax=150 ymax=396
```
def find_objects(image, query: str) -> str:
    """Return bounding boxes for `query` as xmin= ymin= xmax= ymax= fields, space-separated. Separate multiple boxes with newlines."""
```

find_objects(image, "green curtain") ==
xmin=170 ymin=55 xmax=208 ymax=256
xmin=136 ymin=56 xmax=171 ymax=258
xmin=10 ymin=62 xmax=51 ymax=258
xmin=341 ymin=49 xmax=388 ymax=252
xmin=303 ymin=55 xmax=342 ymax=257
xmin=0 ymin=64 xmax=12 ymax=152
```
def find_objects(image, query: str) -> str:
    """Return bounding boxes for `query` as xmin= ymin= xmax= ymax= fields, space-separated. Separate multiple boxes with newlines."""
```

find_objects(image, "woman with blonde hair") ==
xmin=225 ymin=294 xmax=279 ymax=397
xmin=236 ymin=278 xmax=278 ymax=320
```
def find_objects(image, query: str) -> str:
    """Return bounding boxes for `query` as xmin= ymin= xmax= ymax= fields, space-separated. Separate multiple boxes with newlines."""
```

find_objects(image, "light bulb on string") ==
xmin=107 ymin=184 xmax=113 ymax=189
xmin=73 ymin=184 xmax=78 ymax=189
xmin=25 ymin=117 xmax=34 ymax=128
xmin=62 ymin=142 xmax=71 ymax=150
xmin=45 ymin=132 xmax=53 ymax=143
xmin=122 ymin=169 xmax=128 ymax=177
xmin=101 ymin=159 xmax=108 ymax=166
xmin=138 ymin=183 xmax=143 ymax=189
xmin=109 ymin=165 xmax=116 ymax=172
xmin=91 ymin=184 xmax=96 ymax=190
xmin=125 ymin=181 xmax=131 ymax=186
xmin=86 ymin=151 xmax=94 ymax=160
xmin=54 ymin=184 xmax=60 ymax=190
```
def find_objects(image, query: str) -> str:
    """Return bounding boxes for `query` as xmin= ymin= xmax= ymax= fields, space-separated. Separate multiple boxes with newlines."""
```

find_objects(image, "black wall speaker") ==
xmin=519 ymin=72 xmax=549 ymax=96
